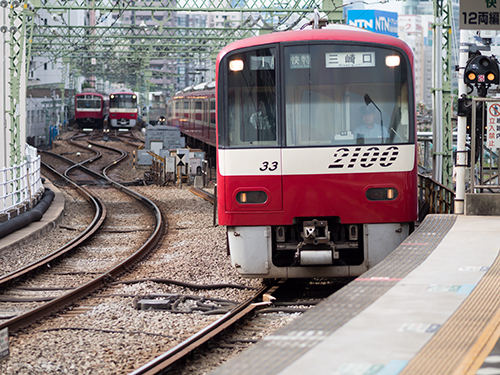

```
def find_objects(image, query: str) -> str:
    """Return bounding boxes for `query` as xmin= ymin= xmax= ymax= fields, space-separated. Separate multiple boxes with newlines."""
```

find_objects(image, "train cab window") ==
xmin=283 ymin=44 xmax=413 ymax=147
xmin=223 ymin=47 xmax=278 ymax=147
xmin=77 ymin=96 xmax=102 ymax=109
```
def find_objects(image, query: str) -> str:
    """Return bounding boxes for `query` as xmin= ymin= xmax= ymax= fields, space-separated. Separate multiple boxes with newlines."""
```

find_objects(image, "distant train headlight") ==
xmin=236 ymin=191 xmax=267 ymax=204
xmin=366 ymin=188 xmax=398 ymax=201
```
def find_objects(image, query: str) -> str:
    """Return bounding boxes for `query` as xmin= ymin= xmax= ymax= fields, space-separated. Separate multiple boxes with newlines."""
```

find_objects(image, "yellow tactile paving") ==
xmin=400 ymin=252 xmax=500 ymax=375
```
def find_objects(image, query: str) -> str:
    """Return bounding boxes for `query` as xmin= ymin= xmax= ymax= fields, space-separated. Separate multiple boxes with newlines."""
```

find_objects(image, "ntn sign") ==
xmin=347 ymin=10 xmax=398 ymax=37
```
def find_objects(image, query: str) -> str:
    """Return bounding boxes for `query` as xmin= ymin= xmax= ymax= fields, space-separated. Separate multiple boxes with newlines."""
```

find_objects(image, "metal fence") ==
xmin=0 ymin=145 xmax=44 ymax=217
xmin=418 ymin=173 xmax=455 ymax=221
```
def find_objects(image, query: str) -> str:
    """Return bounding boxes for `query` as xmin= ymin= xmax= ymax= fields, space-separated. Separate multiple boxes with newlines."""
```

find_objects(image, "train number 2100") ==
xmin=329 ymin=146 xmax=399 ymax=169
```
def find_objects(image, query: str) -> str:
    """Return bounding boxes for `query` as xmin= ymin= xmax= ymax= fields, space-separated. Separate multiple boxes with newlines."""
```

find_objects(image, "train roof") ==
xmin=217 ymin=24 xmax=413 ymax=62
xmin=172 ymin=81 xmax=216 ymax=97
xmin=175 ymin=81 xmax=215 ymax=95
xmin=76 ymin=91 xmax=106 ymax=97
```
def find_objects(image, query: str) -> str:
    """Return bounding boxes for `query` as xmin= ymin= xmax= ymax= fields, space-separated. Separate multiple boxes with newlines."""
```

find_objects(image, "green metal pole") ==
xmin=322 ymin=0 xmax=344 ymax=24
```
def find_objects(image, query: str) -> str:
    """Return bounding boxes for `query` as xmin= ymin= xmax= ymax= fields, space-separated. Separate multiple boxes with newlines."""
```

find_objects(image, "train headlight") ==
xmin=236 ymin=191 xmax=267 ymax=204
xmin=385 ymin=55 xmax=400 ymax=67
xmin=366 ymin=188 xmax=398 ymax=201
xmin=229 ymin=60 xmax=244 ymax=72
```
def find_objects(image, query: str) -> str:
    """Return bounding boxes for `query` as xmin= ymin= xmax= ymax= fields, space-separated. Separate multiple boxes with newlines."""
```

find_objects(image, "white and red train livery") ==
xmin=74 ymin=91 xmax=107 ymax=129
xmin=109 ymin=91 xmax=138 ymax=128
xmin=215 ymin=25 xmax=418 ymax=278
xmin=167 ymin=82 xmax=217 ymax=147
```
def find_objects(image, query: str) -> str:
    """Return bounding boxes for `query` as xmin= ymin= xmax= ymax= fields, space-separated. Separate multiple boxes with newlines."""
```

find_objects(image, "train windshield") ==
xmin=110 ymin=94 xmax=137 ymax=109
xmin=284 ymin=44 xmax=412 ymax=147
xmin=77 ymin=95 xmax=102 ymax=110
xmin=222 ymin=43 xmax=412 ymax=148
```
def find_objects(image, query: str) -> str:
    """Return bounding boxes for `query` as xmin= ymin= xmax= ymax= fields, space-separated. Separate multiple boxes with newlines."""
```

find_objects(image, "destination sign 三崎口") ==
xmin=325 ymin=52 xmax=376 ymax=68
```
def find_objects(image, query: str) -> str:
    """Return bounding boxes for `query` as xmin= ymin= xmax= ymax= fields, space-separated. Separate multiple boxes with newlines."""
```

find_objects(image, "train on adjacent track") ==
xmin=167 ymin=81 xmax=217 ymax=149
xmin=168 ymin=23 xmax=418 ymax=279
xmin=109 ymin=91 xmax=139 ymax=129
xmin=74 ymin=91 xmax=108 ymax=129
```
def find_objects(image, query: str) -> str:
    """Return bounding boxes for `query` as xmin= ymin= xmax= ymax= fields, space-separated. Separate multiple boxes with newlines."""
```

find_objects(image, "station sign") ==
xmin=460 ymin=0 xmax=500 ymax=30
xmin=486 ymin=102 xmax=500 ymax=149
xmin=347 ymin=10 xmax=398 ymax=37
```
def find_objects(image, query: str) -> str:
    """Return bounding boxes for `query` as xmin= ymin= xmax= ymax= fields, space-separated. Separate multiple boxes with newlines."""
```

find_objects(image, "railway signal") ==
xmin=464 ymin=54 xmax=499 ymax=97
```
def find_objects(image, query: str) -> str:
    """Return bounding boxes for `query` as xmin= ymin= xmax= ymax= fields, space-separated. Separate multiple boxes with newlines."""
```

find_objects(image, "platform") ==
xmin=0 ymin=178 xmax=64 ymax=253
xmin=210 ymin=214 xmax=500 ymax=375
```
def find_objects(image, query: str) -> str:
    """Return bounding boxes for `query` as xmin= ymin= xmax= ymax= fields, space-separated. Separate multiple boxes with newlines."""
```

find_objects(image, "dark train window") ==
xmin=224 ymin=46 xmax=278 ymax=147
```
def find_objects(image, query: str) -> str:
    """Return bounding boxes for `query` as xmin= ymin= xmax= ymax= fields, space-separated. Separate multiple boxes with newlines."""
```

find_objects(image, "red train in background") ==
xmin=74 ymin=91 xmax=108 ymax=129
xmin=168 ymin=23 xmax=418 ymax=279
xmin=167 ymin=81 xmax=216 ymax=149
xmin=109 ymin=91 xmax=138 ymax=129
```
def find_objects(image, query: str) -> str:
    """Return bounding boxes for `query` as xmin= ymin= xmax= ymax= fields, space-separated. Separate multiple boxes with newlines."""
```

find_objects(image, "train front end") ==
xmin=109 ymin=92 xmax=138 ymax=128
xmin=216 ymin=28 xmax=418 ymax=279
xmin=75 ymin=93 xmax=105 ymax=129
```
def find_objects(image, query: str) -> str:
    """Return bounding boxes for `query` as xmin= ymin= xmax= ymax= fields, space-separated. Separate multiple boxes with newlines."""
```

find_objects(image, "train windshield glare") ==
xmin=223 ymin=43 xmax=412 ymax=148
xmin=110 ymin=94 xmax=137 ymax=109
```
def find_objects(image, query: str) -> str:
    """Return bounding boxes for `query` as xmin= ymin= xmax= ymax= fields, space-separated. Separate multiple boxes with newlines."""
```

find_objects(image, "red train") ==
xmin=167 ymin=24 xmax=418 ymax=279
xmin=215 ymin=24 xmax=418 ymax=278
xmin=74 ymin=91 xmax=108 ymax=129
xmin=167 ymin=81 xmax=216 ymax=147
xmin=109 ymin=91 xmax=138 ymax=128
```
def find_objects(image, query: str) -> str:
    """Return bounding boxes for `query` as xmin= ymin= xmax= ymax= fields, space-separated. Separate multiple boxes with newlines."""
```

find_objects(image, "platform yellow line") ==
xmin=455 ymin=300 xmax=500 ymax=375
xmin=400 ymin=251 xmax=500 ymax=375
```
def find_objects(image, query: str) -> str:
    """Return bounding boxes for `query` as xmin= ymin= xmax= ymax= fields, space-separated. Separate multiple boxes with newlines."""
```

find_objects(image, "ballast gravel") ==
xmin=0 ymin=180 xmax=297 ymax=375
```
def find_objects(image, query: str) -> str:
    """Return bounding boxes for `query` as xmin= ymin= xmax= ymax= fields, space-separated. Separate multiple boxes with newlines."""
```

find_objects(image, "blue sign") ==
xmin=347 ymin=10 xmax=398 ymax=37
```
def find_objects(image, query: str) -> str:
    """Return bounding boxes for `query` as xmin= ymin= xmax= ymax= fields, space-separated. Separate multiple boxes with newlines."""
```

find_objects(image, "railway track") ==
xmin=130 ymin=278 xmax=350 ymax=375
xmin=2 ymin=132 xmax=340 ymax=374
xmin=130 ymin=283 xmax=272 ymax=375
xmin=0 ymin=140 xmax=163 ymax=335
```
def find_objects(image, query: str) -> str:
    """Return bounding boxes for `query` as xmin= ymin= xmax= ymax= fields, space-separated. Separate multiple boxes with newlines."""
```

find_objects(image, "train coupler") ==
xmin=295 ymin=219 xmax=339 ymax=265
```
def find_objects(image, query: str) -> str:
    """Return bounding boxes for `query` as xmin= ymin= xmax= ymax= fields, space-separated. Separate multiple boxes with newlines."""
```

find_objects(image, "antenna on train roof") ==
xmin=301 ymin=7 xmax=328 ymax=30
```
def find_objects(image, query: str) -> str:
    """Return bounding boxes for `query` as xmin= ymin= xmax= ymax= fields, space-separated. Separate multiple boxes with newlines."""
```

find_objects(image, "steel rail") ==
xmin=0 ymin=162 xmax=105 ymax=287
xmin=129 ymin=284 xmax=272 ymax=375
xmin=188 ymin=187 xmax=215 ymax=205
xmin=0 ymin=146 xmax=164 ymax=334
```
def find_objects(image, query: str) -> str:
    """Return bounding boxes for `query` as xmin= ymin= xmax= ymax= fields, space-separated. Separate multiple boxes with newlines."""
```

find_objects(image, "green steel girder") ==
xmin=28 ymin=0 xmax=320 ymax=60
xmin=9 ymin=0 xmax=341 ymax=128
xmin=434 ymin=0 xmax=453 ymax=189
xmin=8 ymin=5 xmax=34 ymax=166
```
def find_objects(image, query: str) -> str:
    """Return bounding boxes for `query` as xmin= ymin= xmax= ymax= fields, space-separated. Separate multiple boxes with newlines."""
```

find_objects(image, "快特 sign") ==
xmin=460 ymin=0 xmax=500 ymax=30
